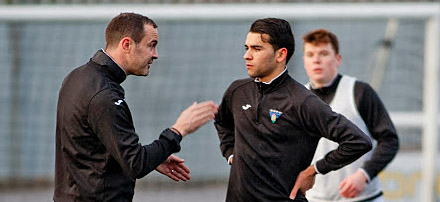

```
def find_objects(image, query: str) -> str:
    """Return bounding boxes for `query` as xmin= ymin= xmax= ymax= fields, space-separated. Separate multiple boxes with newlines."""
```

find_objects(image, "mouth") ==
xmin=313 ymin=68 xmax=322 ymax=73
xmin=246 ymin=64 xmax=253 ymax=69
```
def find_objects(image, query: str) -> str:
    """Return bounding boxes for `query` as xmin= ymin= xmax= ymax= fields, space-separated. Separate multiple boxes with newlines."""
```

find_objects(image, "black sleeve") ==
xmin=88 ymin=89 xmax=182 ymax=179
xmin=355 ymin=81 xmax=399 ymax=179
xmin=214 ymin=87 xmax=235 ymax=162
xmin=299 ymin=94 xmax=372 ymax=174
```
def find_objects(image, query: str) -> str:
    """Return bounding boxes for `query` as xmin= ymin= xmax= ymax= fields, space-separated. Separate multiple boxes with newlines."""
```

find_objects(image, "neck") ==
xmin=259 ymin=65 xmax=286 ymax=83
xmin=258 ymin=66 xmax=287 ymax=84
xmin=103 ymin=48 xmax=128 ymax=75
xmin=311 ymin=74 xmax=338 ymax=89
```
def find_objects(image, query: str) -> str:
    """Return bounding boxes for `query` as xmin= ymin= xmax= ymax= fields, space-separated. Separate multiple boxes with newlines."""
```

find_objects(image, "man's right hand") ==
xmin=289 ymin=165 xmax=316 ymax=199
xmin=155 ymin=154 xmax=190 ymax=181
xmin=172 ymin=101 xmax=218 ymax=137
xmin=339 ymin=169 xmax=367 ymax=198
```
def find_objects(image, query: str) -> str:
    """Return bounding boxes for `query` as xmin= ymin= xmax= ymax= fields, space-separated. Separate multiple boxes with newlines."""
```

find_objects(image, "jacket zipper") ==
xmin=256 ymin=85 xmax=264 ymax=124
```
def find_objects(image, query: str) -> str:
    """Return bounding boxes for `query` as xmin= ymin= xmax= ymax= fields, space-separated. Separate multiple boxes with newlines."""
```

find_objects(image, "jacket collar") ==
xmin=255 ymin=69 xmax=290 ymax=94
xmin=254 ymin=67 xmax=288 ymax=84
xmin=91 ymin=50 xmax=127 ymax=84
xmin=310 ymin=74 xmax=342 ymax=93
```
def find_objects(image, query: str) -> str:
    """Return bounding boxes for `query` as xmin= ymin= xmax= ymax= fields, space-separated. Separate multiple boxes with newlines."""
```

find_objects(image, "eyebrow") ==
xmin=245 ymin=45 xmax=263 ymax=49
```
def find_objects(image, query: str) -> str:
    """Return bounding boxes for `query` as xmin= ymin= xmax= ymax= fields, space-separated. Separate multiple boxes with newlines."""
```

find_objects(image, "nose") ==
xmin=312 ymin=55 xmax=320 ymax=63
xmin=152 ymin=47 xmax=158 ymax=60
xmin=243 ymin=50 xmax=251 ymax=60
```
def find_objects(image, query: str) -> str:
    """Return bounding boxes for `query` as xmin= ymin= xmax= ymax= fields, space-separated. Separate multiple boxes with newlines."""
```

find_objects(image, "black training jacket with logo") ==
xmin=214 ymin=71 xmax=372 ymax=202
xmin=54 ymin=50 xmax=182 ymax=202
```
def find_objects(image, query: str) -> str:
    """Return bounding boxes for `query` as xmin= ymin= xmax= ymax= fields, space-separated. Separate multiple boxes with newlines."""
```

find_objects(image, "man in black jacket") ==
xmin=54 ymin=13 xmax=218 ymax=201
xmin=214 ymin=18 xmax=372 ymax=202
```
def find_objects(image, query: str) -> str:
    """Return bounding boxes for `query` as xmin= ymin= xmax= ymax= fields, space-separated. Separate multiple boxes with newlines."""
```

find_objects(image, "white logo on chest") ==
xmin=115 ymin=100 xmax=124 ymax=106
xmin=242 ymin=104 xmax=251 ymax=110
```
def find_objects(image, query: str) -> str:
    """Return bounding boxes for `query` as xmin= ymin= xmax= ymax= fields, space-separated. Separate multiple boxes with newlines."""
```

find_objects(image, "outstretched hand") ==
xmin=339 ymin=169 xmax=367 ymax=198
xmin=155 ymin=155 xmax=190 ymax=181
xmin=289 ymin=165 xmax=316 ymax=199
xmin=172 ymin=101 xmax=218 ymax=137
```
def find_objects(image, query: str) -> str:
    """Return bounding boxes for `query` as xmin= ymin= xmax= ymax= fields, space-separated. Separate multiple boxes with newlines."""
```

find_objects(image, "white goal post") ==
xmin=0 ymin=2 xmax=438 ymax=201
xmin=0 ymin=3 xmax=438 ymax=21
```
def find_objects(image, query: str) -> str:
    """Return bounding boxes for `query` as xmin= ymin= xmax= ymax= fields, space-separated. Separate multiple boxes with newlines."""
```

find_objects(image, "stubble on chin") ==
xmin=247 ymin=70 xmax=258 ymax=79
xmin=142 ymin=70 xmax=150 ymax=77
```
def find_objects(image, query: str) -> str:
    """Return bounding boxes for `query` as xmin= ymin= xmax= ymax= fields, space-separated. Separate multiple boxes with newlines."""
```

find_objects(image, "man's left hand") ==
xmin=289 ymin=165 xmax=316 ymax=199
xmin=155 ymin=155 xmax=190 ymax=181
xmin=339 ymin=169 xmax=367 ymax=198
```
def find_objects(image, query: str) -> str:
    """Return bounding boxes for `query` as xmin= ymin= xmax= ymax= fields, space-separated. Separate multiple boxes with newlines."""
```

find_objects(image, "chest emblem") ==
xmin=115 ymin=99 xmax=124 ymax=106
xmin=269 ymin=109 xmax=283 ymax=123
xmin=242 ymin=104 xmax=251 ymax=110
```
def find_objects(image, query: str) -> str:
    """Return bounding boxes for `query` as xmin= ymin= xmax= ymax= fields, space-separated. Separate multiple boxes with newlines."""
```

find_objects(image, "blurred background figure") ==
xmin=302 ymin=28 xmax=399 ymax=202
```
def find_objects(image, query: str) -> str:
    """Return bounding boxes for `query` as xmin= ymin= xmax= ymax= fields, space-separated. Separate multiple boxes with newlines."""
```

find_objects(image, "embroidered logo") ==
xmin=115 ymin=100 xmax=124 ymax=106
xmin=269 ymin=109 xmax=283 ymax=123
xmin=242 ymin=104 xmax=251 ymax=110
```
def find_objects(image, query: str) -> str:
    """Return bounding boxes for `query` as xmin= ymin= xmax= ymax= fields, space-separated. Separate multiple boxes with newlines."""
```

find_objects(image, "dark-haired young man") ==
xmin=54 ymin=13 xmax=218 ymax=201
xmin=214 ymin=18 xmax=372 ymax=202
xmin=303 ymin=29 xmax=399 ymax=202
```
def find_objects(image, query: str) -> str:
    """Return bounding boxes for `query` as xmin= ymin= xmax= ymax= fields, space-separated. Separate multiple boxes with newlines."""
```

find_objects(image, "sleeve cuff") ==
xmin=160 ymin=128 xmax=182 ymax=153
xmin=223 ymin=148 xmax=234 ymax=162
xmin=227 ymin=154 xmax=234 ymax=165
xmin=359 ymin=168 xmax=371 ymax=182
xmin=314 ymin=164 xmax=321 ymax=174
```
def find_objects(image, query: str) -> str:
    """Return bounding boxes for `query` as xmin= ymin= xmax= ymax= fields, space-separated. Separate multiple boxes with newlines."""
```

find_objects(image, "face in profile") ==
xmin=243 ymin=32 xmax=280 ymax=83
xmin=127 ymin=23 xmax=159 ymax=76
xmin=303 ymin=42 xmax=341 ymax=87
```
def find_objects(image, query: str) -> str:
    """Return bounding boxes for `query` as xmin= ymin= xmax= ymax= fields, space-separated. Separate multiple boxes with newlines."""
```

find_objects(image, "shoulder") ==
xmin=354 ymin=79 xmax=372 ymax=90
xmin=89 ymin=77 xmax=125 ymax=107
xmin=279 ymin=77 xmax=327 ymax=115
xmin=224 ymin=77 xmax=254 ymax=95
xmin=339 ymin=74 xmax=376 ymax=97
xmin=340 ymin=74 xmax=372 ymax=92
xmin=230 ymin=77 xmax=254 ymax=88
xmin=64 ymin=62 xmax=123 ymax=102
xmin=353 ymin=80 xmax=377 ymax=97
xmin=285 ymin=77 xmax=315 ymax=100
xmin=63 ymin=62 xmax=100 ymax=85
xmin=90 ymin=88 xmax=124 ymax=108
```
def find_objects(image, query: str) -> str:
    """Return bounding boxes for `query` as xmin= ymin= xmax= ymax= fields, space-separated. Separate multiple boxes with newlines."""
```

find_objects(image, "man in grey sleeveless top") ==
xmin=302 ymin=29 xmax=399 ymax=202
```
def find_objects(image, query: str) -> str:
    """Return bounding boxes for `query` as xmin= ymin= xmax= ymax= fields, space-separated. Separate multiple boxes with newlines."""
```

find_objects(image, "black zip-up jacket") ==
xmin=54 ymin=50 xmax=182 ymax=202
xmin=214 ymin=71 xmax=372 ymax=202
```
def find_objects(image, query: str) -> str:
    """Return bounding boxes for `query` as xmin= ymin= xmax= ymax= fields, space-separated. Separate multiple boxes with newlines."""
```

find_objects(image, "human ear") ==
xmin=120 ymin=37 xmax=132 ymax=53
xmin=336 ymin=53 xmax=342 ymax=67
xmin=276 ymin=48 xmax=288 ymax=63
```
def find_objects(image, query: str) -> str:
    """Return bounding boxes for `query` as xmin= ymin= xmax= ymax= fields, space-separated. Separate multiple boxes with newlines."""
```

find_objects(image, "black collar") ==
xmin=309 ymin=74 xmax=342 ymax=103
xmin=90 ymin=50 xmax=127 ymax=84
xmin=255 ymin=70 xmax=290 ymax=94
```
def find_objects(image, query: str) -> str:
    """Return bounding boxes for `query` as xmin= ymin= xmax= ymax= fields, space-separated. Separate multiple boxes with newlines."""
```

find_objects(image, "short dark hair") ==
xmin=249 ymin=18 xmax=295 ymax=64
xmin=105 ymin=12 xmax=158 ymax=49
xmin=302 ymin=29 xmax=339 ymax=54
